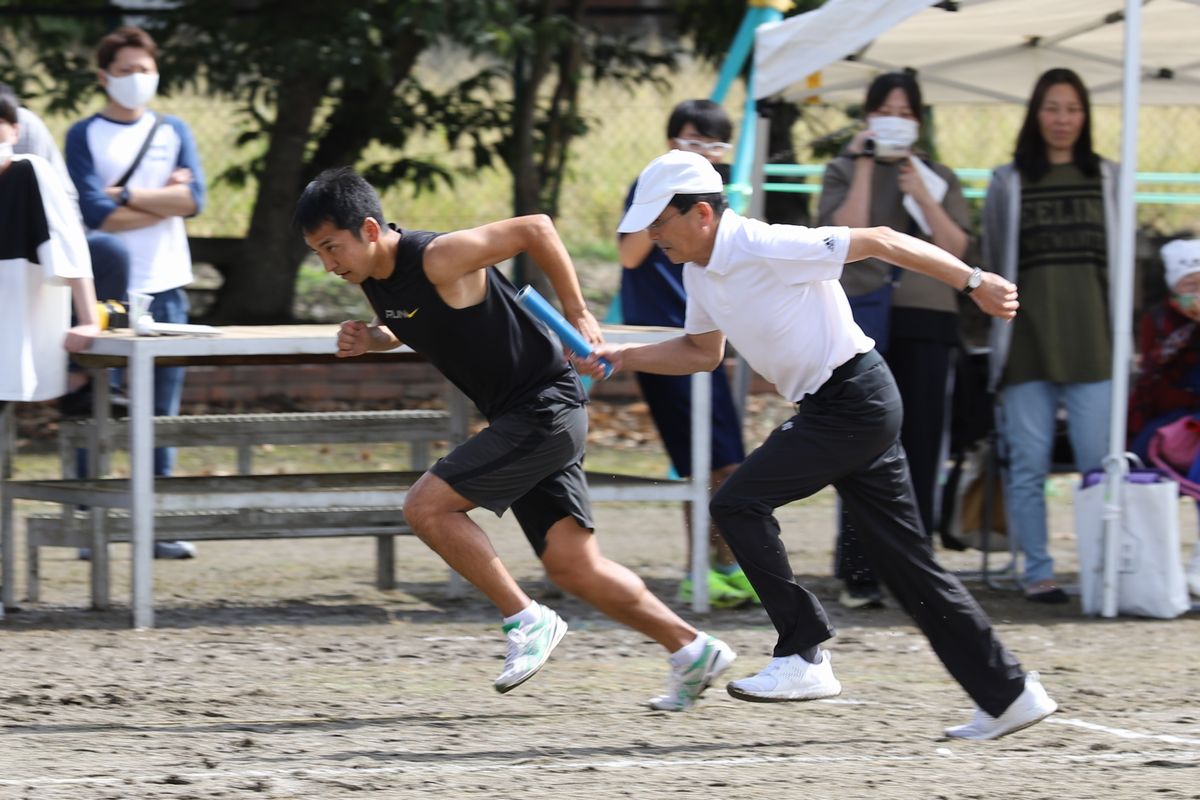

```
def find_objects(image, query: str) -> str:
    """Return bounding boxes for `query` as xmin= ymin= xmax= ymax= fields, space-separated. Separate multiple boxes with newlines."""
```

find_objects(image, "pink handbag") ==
xmin=1148 ymin=413 xmax=1200 ymax=499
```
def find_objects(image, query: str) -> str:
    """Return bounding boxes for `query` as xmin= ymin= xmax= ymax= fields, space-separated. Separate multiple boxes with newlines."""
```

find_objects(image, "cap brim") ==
xmin=617 ymin=197 xmax=670 ymax=234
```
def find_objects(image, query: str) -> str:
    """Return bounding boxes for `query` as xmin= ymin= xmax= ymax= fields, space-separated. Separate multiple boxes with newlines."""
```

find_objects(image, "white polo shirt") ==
xmin=682 ymin=209 xmax=873 ymax=402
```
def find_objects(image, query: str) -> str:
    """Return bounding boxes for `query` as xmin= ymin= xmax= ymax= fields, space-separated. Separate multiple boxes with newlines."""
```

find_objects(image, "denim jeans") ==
xmin=76 ymin=286 xmax=189 ymax=478
xmin=141 ymin=288 xmax=189 ymax=476
xmin=87 ymin=231 xmax=131 ymax=304
xmin=70 ymin=232 xmax=130 ymax=379
xmin=999 ymin=379 xmax=1112 ymax=585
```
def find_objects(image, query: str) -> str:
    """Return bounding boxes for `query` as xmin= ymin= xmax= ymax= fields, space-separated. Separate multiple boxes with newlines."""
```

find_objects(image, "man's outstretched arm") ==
xmin=577 ymin=330 xmax=726 ymax=381
xmin=846 ymin=226 xmax=1018 ymax=320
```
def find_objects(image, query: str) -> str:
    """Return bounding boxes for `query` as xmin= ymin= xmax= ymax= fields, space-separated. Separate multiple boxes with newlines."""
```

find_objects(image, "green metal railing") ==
xmin=740 ymin=164 xmax=1200 ymax=205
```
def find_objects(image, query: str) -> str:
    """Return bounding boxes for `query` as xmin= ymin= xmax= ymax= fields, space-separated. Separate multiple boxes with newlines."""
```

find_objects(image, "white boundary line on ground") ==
xmin=1047 ymin=717 xmax=1200 ymax=746
xmin=4 ymin=747 xmax=1199 ymax=788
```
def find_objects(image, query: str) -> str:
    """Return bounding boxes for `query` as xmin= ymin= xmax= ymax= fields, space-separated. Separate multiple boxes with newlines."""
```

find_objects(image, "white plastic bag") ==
xmin=1074 ymin=471 xmax=1190 ymax=618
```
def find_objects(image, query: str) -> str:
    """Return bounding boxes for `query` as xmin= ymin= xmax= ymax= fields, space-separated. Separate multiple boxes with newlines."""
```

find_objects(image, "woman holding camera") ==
xmin=818 ymin=72 xmax=971 ymax=609
xmin=982 ymin=68 xmax=1118 ymax=603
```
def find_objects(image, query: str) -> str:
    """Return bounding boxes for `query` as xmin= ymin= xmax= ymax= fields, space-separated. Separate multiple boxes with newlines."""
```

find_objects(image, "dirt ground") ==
xmin=2 ymin=481 xmax=1200 ymax=799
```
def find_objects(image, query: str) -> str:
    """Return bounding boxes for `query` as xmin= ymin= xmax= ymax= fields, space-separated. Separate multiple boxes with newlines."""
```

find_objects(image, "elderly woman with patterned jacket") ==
xmin=1129 ymin=239 xmax=1200 ymax=597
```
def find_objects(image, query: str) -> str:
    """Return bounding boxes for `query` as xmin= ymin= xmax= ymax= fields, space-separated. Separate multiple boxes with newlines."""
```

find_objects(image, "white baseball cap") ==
xmin=617 ymin=149 xmax=724 ymax=233
xmin=1162 ymin=238 xmax=1200 ymax=291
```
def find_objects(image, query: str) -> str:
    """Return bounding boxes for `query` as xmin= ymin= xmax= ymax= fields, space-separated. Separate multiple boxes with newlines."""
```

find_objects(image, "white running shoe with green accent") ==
xmin=494 ymin=605 xmax=568 ymax=694
xmin=649 ymin=635 xmax=737 ymax=711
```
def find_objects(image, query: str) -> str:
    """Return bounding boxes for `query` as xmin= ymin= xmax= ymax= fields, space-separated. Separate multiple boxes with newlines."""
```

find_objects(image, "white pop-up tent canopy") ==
xmin=754 ymin=0 xmax=1200 ymax=105
xmin=747 ymin=0 xmax=1200 ymax=616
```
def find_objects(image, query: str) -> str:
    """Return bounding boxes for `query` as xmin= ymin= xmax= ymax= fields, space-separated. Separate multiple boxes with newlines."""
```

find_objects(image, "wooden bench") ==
xmin=2 ymin=324 xmax=712 ymax=626
xmin=26 ymin=505 xmax=410 ymax=600
xmin=57 ymin=409 xmax=451 ymax=477
xmin=16 ymin=466 xmax=687 ymax=608
xmin=26 ymin=410 xmax=454 ymax=608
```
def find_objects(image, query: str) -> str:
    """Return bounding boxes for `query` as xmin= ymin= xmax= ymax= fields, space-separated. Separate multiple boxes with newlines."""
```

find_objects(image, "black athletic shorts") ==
xmin=429 ymin=397 xmax=594 ymax=555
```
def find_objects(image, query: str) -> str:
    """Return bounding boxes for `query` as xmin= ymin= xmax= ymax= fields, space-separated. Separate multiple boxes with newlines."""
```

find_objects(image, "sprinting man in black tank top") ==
xmin=294 ymin=167 xmax=735 ymax=710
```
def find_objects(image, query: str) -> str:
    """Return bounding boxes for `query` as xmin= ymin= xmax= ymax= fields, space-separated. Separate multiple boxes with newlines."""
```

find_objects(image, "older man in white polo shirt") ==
xmin=580 ymin=150 xmax=1056 ymax=741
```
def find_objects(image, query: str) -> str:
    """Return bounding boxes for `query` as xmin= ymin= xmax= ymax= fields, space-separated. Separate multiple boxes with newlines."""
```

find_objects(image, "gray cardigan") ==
xmin=981 ymin=158 xmax=1122 ymax=391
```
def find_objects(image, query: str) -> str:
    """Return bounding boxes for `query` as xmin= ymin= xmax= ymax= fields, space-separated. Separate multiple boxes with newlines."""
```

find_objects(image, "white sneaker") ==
xmin=649 ymin=635 xmax=737 ymax=711
xmin=726 ymin=650 xmax=842 ymax=702
xmin=944 ymin=672 xmax=1057 ymax=740
xmin=494 ymin=605 xmax=568 ymax=694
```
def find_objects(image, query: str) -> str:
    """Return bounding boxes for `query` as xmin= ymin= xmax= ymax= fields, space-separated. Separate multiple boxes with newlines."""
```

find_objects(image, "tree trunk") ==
xmin=205 ymin=25 xmax=424 ymax=323
xmin=540 ymin=0 xmax=584 ymax=216
xmin=206 ymin=74 xmax=327 ymax=323
xmin=509 ymin=0 xmax=558 ymax=296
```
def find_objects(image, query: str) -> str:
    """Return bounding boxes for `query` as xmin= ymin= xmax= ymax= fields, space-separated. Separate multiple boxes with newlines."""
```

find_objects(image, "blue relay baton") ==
xmin=515 ymin=285 xmax=613 ymax=379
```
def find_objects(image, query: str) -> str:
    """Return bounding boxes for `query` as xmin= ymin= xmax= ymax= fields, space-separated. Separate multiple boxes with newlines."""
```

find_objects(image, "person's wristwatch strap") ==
xmin=961 ymin=266 xmax=984 ymax=295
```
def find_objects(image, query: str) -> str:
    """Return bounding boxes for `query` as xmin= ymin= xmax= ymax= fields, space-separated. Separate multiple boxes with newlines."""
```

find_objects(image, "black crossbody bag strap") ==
xmin=112 ymin=113 xmax=164 ymax=188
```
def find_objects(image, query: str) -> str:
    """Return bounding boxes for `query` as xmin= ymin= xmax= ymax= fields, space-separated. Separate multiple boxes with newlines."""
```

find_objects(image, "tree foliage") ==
xmin=1 ymin=0 xmax=677 ymax=321
xmin=671 ymin=0 xmax=826 ymax=225
xmin=672 ymin=0 xmax=823 ymax=65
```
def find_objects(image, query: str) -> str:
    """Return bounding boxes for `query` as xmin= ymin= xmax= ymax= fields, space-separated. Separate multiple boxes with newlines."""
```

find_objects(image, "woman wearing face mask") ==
xmin=1128 ymin=239 xmax=1200 ymax=598
xmin=64 ymin=25 xmax=206 ymax=561
xmin=819 ymin=72 xmax=971 ymax=610
xmin=982 ymin=68 xmax=1119 ymax=603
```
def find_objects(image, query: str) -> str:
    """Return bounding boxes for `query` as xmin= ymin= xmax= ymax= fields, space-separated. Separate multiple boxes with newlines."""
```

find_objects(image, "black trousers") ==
xmin=710 ymin=350 xmax=1025 ymax=717
xmin=836 ymin=335 xmax=955 ymax=584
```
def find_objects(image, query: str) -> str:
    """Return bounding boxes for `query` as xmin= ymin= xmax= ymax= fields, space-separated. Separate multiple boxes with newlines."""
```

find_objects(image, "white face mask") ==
xmin=870 ymin=115 xmax=919 ymax=148
xmin=0 ymin=141 xmax=12 ymax=164
xmin=105 ymin=72 xmax=159 ymax=110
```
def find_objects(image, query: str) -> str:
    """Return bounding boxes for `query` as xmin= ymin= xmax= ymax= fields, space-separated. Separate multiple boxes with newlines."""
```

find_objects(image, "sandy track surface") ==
xmin=3 ymin=493 xmax=1199 ymax=799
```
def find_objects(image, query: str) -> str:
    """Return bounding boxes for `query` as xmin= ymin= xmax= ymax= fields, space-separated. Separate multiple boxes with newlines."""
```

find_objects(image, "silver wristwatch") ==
xmin=961 ymin=267 xmax=983 ymax=295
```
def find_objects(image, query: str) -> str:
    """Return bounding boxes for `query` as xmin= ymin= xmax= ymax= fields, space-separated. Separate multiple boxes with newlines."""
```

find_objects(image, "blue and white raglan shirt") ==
xmin=0 ymin=154 xmax=92 ymax=401
xmin=65 ymin=111 xmax=205 ymax=294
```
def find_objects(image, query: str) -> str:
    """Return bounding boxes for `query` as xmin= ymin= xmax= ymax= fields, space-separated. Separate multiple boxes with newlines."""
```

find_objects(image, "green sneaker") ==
xmin=678 ymin=570 xmax=753 ymax=609
xmin=720 ymin=568 xmax=761 ymax=604
xmin=494 ymin=604 xmax=568 ymax=694
xmin=649 ymin=635 xmax=737 ymax=711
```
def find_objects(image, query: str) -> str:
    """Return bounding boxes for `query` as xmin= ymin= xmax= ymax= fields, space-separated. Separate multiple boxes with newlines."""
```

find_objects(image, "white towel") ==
xmin=901 ymin=156 xmax=948 ymax=236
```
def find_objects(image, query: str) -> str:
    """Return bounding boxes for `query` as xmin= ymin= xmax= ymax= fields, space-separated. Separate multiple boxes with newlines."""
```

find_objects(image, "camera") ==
xmin=863 ymin=137 xmax=910 ymax=162
xmin=865 ymin=116 xmax=918 ymax=162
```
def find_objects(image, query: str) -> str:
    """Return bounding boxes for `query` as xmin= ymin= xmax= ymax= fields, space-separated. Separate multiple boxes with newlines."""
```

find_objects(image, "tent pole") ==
xmin=711 ymin=13 xmax=757 ymax=105
xmin=712 ymin=3 xmax=786 ymax=215
xmin=1101 ymin=0 xmax=1143 ymax=618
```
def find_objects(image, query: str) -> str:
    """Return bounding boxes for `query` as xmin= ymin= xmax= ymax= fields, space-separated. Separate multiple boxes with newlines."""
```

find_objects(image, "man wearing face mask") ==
xmin=65 ymin=24 xmax=206 ymax=561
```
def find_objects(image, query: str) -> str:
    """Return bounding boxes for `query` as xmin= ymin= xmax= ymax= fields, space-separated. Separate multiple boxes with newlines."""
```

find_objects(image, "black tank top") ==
xmin=361 ymin=227 xmax=584 ymax=421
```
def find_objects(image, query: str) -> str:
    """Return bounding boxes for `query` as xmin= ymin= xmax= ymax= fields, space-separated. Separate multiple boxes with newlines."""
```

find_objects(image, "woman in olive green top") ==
xmin=982 ymin=68 xmax=1119 ymax=603
xmin=819 ymin=72 xmax=971 ymax=609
